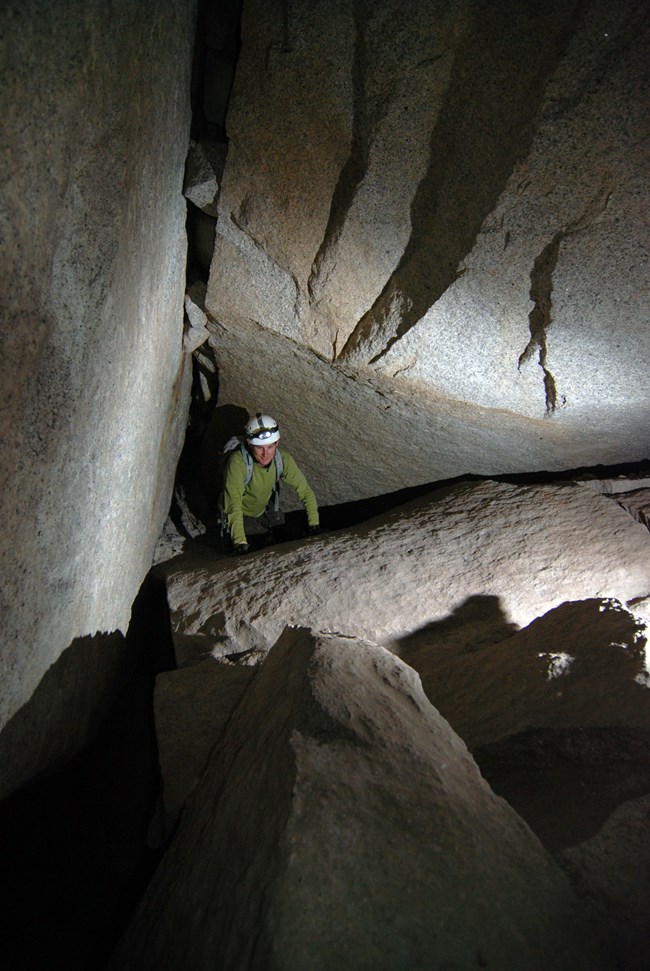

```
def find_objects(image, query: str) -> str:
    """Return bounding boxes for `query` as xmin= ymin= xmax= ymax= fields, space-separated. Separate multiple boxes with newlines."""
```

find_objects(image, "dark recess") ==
xmin=0 ymin=573 xmax=176 ymax=970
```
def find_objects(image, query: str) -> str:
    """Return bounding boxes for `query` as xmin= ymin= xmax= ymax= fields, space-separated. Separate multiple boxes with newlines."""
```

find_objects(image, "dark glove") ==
xmin=233 ymin=543 xmax=250 ymax=556
xmin=307 ymin=525 xmax=321 ymax=536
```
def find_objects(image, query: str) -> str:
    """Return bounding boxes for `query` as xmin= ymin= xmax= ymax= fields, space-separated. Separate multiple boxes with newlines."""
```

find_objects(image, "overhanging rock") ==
xmin=206 ymin=313 xmax=650 ymax=509
xmin=205 ymin=0 xmax=650 ymax=479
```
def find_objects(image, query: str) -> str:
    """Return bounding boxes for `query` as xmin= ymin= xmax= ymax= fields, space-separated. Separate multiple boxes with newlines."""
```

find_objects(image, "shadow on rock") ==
xmin=394 ymin=596 xmax=650 ymax=852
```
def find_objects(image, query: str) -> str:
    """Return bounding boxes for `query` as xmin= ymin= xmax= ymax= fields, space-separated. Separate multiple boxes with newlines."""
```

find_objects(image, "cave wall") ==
xmin=203 ymin=0 xmax=649 ymax=500
xmin=0 ymin=0 xmax=197 ymax=797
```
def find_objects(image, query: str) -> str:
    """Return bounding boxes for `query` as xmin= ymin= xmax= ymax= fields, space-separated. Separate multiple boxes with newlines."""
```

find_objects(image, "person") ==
xmin=221 ymin=413 xmax=320 ymax=555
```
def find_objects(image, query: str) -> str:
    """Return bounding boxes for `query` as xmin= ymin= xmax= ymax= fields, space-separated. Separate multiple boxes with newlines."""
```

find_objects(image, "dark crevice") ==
xmin=317 ymin=457 xmax=650 ymax=533
xmin=339 ymin=0 xmax=586 ymax=363
xmin=185 ymin=0 xmax=243 ymax=288
xmin=475 ymin=726 xmax=650 ymax=852
xmin=517 ymin=182 xmax=612 ymax=413
xmin=0 ymin=573 xmax=177 ymax=971
xmin=189 ymin=0 xmax=242 ymax=144
xmin=519 ymin=232 xmax=563 ymax=413
xmin=179 ymin=1 xmax=245 ymax=530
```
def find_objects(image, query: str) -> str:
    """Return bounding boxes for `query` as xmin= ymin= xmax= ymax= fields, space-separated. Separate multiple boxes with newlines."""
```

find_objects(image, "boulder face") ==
xmin=558 ymin=794 xmax=650 ymax=966
xmin=165 ymin=478 xmax=650 ymax=655
xmin=204 ymin=0 xmax=650 ymax=495
xmin=113 ymin=627 xmax=607 ymax=971
xmin=0 ymin=0 xmax=196 ymax=795
xmin=142 ymin=475 xmax=650 ymax=968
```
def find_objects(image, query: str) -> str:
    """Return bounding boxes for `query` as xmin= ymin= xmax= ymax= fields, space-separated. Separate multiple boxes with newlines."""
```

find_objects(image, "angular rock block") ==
xmin=0 ymin=0 xmax=195 ymax=793
xmin=165 ymin=479 xmax=650 ymax=657
xmin=397 ymin=597 xmax=650 ymax=750
xmin=112 ymin=628 xmax=606 ymax=970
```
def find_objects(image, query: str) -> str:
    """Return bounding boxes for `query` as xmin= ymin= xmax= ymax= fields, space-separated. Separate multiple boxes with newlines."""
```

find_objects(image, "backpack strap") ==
xmin=270 ymin=447 xmax=283 ymax=512
xmin=217 ymin=439 xmax=251 ymax=542
xmin=238 ymin=442 xmax=254 ymax=486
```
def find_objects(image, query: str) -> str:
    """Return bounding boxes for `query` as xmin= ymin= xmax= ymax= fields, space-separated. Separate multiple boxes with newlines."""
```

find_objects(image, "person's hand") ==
xmin=233 ymin=543 xmax=250 ymax=556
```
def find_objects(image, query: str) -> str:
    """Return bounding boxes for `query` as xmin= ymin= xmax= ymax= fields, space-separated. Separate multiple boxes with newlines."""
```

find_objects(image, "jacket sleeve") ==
xmin=280 ymin=450 xmax=319 ymax=526
xmin=223 ymin=451 xmax=248 ymax=546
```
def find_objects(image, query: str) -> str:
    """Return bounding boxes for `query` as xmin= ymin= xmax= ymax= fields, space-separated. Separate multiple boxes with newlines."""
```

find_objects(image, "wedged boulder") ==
xmin=112 ymin=628 xmax=607 ymax=970
xmin=205 ymin=0 xmax=650 ymax=483
xmin=183 ymin=139 xmax=227 ymax=216
xmin=183 ymin=284 xmax=211 ymax=353
xmin=164 ymin=478 xmax=650 ymax=659
xmin=205 ymin=311 xmax=649 ymax=508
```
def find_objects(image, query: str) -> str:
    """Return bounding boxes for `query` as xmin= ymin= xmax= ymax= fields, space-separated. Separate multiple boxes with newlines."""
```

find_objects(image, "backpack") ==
xmin=217 ymin=437 xmax=284 ymax=539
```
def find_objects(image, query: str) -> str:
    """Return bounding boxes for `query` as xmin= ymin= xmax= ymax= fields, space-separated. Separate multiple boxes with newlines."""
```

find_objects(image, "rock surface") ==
xmin=0 ymin=0 xmax=196 ymax=796
xmin=163 ymin=479 xmax=650 ymax=657
xmin=397 ymin=597 xmax=650 ymax=750
xmin=183 ymin=139 xmax=227 ymax=216
xmin=113 ymin=628 xmax=606 ymax=971
xmin=154 ymin=659 xmax=256 ymax=833
xmin=183 ymin=284 xmax=211 ymax=353
xmin=145 ymin=473 xmax=650 ymax=967
xmin=558 ymin=794 xmax=650 ymax=969
xmin=205 ymin=314 xmax=650 ymax=510
xmin=204 ymin=0 xmax=650 ymax=494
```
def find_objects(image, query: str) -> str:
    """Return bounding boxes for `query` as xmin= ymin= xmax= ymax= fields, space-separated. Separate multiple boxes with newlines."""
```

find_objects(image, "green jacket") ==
xmin=223 ymin=447 xmax=319 ymax=546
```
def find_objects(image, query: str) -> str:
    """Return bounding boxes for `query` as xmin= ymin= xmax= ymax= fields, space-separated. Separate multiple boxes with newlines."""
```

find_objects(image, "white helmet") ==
xmin=245 ymin=412 xmax=280 ymax=445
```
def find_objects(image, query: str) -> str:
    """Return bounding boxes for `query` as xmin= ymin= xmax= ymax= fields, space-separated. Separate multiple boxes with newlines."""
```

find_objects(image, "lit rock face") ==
xmin=0 ymin=0 xmax=196 ymax=796
xmin=155 ymin=479 xmax=650 ymax=831
xmin=206 ymin=314 xmax=646 ymax=512
xmin=205 ymin=0 xmax=650 ymax=490
xmin=164 ymin=479 xmax=650 ymax=657
xmin=113 ymin=627 xmax=605 ymax=971
xmin=148 ymin=476 xmax=650 ymax=966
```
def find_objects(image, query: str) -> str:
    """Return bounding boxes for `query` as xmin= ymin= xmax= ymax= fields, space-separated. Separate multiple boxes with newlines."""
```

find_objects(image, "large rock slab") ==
xmin=164 ymin=479 xmax=650 ymax=658
xmin=112 ymin=628 xmax=606 ymax=970
xmin=0 ymin=0 xmax=196 ymax=796
xmin=205 ymin=0 xmax=650 ymax=474
xmin=205 ymin=313 xmax=649 ymax=510
xmin=356 ymin=1 xmax=650 ymax=422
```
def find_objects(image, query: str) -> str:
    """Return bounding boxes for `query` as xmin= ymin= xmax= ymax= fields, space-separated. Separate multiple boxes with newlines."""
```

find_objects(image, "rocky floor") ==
xmin=3 ymin=662 xmax=648 ymax=970
xmin=2 ymin=467 xmax=649 ymax=969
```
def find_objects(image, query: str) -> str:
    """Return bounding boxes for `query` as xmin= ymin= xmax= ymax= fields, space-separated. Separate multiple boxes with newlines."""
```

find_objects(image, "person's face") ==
xmin=251 ymin=441 xmax=277 ymax=467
